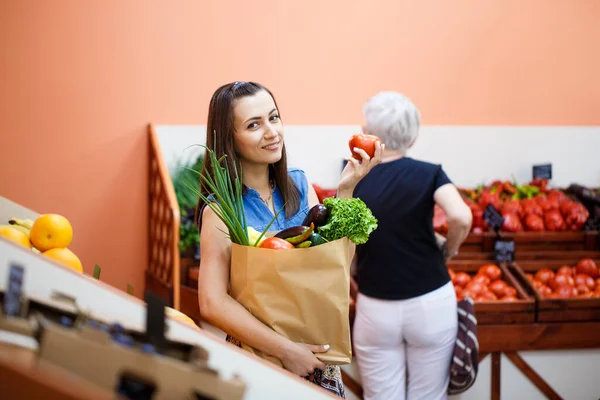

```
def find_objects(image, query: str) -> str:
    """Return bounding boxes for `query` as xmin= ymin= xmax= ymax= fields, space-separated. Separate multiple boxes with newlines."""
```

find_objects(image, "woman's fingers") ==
xmin=352 ymin=147 xmax=371 ymax=164
xmin=308 ymin=344 xmax=330 ymax=353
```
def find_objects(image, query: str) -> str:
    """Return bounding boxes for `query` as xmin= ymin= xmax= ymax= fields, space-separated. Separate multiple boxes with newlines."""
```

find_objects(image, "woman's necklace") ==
xmin=260 ymin=181 xmax=274 ymax=206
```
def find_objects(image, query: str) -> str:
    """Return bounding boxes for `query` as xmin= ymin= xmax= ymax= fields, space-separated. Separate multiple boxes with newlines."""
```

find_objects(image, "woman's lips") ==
xmin=262 ymin=141 xmax=280 ymax=150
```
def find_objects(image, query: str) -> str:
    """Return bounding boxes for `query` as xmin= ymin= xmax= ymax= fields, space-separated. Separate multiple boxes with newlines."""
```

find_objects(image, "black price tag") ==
xmin=145 ymin=291 xmax=166 ymax=350
xmin=533 ymin=164 xmax=552 ymax=180
xmin=4 ymin=264 xmax=25 ymax=317
xmin=483 ymin=204 xmax=504 ymax=232
xmin=494 ymin=240 xmax=515 ymax=262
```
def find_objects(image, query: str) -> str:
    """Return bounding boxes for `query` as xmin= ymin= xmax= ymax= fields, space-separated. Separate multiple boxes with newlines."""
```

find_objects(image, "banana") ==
xmin=3 ymin=223 xmax=30 ymax=236
xmin=9 ymin=217 xmax=35 ymax=231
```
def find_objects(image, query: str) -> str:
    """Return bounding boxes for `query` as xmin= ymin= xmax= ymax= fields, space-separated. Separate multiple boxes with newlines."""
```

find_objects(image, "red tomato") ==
xmin=524 ymin=214 xmax=545 ymax=231
xmin=349 ymin=133 xmax=381 ymax=160
xmin=453 ymin=272 xmax=471 ymax=287
xmin=556 ymin=266 xmax=574 ymax=276
xmin=447 ymin=268 xmax=456 ymax=281
xmin=544 ymin=209 xmax=567 ymax=232
xmin=258 ymin=237 xmax=295 ymax=250
xmin=576 ymin=258 xmax=598 ymax=279
xmin=554 ymin=285 xmax=574 ymax=299
xmin=502 ymin=295 xmax=518 ymax=302
xmin=465 ymin=282 xmax=486 ymax=296
xmin=472 ymin=273 xmax=491 ymax=286
xmin=525 ymin=273 xmax=534 ymax=282
xmin=574 ymin=273 xmax=595 ymax=290
xmin=521 ymin=199 xmax=543 ymax=218
xmin=478 ymin=264 xmax=502 ymax=281
xmin=548 ymin=274 xmax=575 ymax=291
xmin=501 ymin=212 xmax=524 ymax=232
xmin=534 ymin=268 xmax=555 ymax=285
xmin=454 ymin=285 xmax=463 ymax=297
xmin=503 ymin=286 xmax=517 ymax=298
xmin=488 ymin=280 xmax=508 ymax=297
xmin=576 ymin=285 xmax=591 ymax=295
xmin=501 ymin=200 xmax=524 ymax=219
xmin=538 ymin=285 xmax=552 ymax=297
xmin=479 ymin=291 xmax=498 ymax=301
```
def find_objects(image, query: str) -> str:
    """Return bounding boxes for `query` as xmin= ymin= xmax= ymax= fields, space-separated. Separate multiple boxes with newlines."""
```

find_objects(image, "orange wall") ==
xmin=1 ymin=1 xmax=599 ymax=295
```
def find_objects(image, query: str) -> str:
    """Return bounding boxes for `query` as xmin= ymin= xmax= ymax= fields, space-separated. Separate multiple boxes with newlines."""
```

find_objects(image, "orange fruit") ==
xmin=43 ymin=248 xmax=83 ymax=273
xmin=30 ymin=214 xmax=73 ymax=252
xmin=0 ymin=226 xmax=32 ymax=249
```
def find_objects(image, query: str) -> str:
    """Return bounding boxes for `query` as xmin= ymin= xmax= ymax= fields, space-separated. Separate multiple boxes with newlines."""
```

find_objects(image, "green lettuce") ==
xmin=316 ymin=197 xmax=378 ymax=245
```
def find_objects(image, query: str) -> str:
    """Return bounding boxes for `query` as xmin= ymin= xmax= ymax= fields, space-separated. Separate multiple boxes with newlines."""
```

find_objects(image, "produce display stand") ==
xmin=0 ymin=237 xmax=339 ymax=400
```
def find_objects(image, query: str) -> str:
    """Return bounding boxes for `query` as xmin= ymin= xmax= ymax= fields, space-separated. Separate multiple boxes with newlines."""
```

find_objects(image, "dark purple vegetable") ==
xmin=274 ymin=223 xmax=314 ymax=245
xmin=302 ymin=204 xmax=329 ymax=227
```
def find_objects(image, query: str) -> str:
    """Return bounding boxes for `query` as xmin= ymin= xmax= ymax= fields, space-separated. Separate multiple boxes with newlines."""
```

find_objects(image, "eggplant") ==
xmin=274 ymin=223 xmax=314 ymax=245
xmin=567 ymin=184 xmax=600 ymax=205
xmin=302 ymin=204 xmax=329 ymax=227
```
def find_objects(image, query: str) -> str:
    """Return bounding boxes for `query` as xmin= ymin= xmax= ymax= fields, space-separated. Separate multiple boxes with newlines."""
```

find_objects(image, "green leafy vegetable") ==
xmin=316 ymin=197 xmax=378 ymax=245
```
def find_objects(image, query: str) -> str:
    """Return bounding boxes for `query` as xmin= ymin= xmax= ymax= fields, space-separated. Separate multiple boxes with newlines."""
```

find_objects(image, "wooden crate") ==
xmin=457 ymin=233 xmax=490 ymax=253
xmin=485 ymin=231 xmax=599 ymax=252
xmin=447 ymin=260 xmax=535 ymax=324
xmin=510 ymin=258 xmax=600 ymax=322
xmin=453 ymin=250 xmax=600 ymax=262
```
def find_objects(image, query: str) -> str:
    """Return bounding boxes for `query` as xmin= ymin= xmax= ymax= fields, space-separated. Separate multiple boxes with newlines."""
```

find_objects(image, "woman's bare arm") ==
xmin=434 ymin=184 xmax=472 ymax=261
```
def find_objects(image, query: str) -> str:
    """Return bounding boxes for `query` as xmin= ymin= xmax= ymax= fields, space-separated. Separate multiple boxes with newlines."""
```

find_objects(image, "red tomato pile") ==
xmin=449 ymin=264 xmax=519 ymax=302
xmin=525 ymin=258 xmax=600 ymax=299
xmin=435 ymin=179 xmax=590 ymax=234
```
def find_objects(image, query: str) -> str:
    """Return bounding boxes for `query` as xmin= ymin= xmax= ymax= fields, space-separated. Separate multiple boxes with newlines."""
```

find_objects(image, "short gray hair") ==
xmin=362 ymin=91 xmax=421 ymax=152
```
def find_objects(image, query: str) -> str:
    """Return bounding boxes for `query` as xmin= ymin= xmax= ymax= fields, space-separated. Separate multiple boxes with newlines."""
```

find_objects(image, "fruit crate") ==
xmin=446 ymin=260 xmax=535 ymax=324
xmin=509 ymin=258 xmax=600 ymax=323
xmin=457 ymin=233 xmax=490 ymax=253
xmin=484 ymin=230 xmax=599 ymax=253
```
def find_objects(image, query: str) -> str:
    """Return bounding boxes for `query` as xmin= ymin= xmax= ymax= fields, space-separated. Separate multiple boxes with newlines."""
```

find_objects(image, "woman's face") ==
xmin=232 ymin=90 xmax=283 ymax=166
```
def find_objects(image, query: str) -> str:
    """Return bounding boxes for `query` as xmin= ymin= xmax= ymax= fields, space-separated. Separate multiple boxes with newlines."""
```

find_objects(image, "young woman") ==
xmin=195 ymin=81 xmax=382 ymax=397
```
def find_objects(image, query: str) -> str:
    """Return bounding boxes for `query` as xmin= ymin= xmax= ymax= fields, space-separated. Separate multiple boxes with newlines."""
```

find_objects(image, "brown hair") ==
xmin=194 ymin=81 xmax=300 ymax=229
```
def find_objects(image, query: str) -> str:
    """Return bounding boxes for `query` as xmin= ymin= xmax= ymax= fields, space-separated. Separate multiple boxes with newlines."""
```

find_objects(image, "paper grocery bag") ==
xmin=230 ymin=237 xmax=352 ymax=366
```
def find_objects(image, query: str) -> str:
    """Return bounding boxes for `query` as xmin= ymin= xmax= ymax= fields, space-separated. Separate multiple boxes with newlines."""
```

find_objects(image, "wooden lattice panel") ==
xmin=147 ymin=125 xmax=181 ymax=309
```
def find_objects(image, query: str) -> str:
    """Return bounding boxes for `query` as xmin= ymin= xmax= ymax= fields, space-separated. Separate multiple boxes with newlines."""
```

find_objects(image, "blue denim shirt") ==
xmin=244 ymin=168 xmax=311 ymax=233
xmin=199 ymin=168 xmax=311 ymax=234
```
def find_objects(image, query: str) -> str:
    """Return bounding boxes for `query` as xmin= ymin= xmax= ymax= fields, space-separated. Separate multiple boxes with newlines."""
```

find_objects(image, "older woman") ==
xmin=351 ymin=91 xmax=472 ymax=400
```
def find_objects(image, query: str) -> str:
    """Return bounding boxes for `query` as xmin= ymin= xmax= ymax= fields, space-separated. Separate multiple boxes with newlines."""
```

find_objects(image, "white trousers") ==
xmin=353 ymin=281 xmax=458 ymax=400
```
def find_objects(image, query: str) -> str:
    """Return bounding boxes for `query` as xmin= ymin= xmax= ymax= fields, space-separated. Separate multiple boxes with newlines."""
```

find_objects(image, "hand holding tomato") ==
xmin=337 ymin=134 xmax=384 ymax=197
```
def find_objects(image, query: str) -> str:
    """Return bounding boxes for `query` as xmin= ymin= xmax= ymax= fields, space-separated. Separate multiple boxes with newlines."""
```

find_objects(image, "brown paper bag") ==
xmin=230 ymin=237 xmax=352 ymax=366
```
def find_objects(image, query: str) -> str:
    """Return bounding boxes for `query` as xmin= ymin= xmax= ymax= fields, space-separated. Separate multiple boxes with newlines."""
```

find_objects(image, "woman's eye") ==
xmin=247 ymin=122 xmax=258 ymax=130
xmin=270 ymin=114 xmax=280 ymax=122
